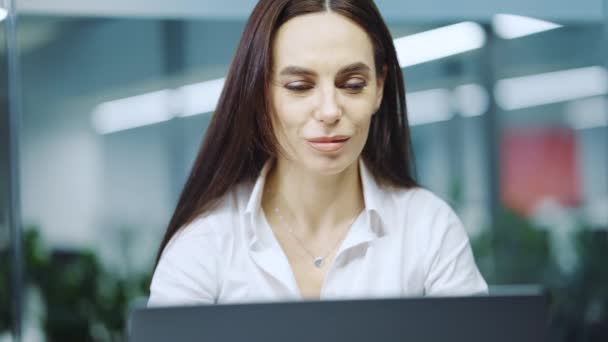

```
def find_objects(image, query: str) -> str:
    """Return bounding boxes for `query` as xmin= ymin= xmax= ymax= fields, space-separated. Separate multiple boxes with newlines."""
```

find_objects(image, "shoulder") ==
xmin=379 ymin=186 xmax=462 ymax=242
xmin=150 ymin=184 xmax=255 ymax=306
xmin=407 ymin=187 xmax=457 ymax=219
xmin=385 ymin=186 xmax=458 ymax=223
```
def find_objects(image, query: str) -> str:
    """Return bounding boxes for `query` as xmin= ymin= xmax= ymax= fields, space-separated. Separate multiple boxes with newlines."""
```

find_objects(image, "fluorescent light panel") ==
xmin=178 ymin=78 xmax=225 ymax=117
xmin=493 ymin=14 xmax=562 ymax=40
xmin=407 ymin=88 xmax=453 ymax=126
xmin=92 ymin=78 xmax=225 ymax=134
xmin=91 ymin=90 xmax=175 ymax=134
xmin=453 ymin=83 xmax=489 ymax=117
xmin=394 ymin=22 xmax=486 ymax=68
xmin=407 ymin=84 xmax=489 ymax=125
xmin=495 ymin=66 xmax=608 ymax=111
xmin=565 ymin=96 xmax=608 ymax=130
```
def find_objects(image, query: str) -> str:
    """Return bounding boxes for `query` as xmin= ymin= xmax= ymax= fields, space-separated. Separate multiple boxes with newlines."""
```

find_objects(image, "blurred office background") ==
xmin=1 ymin=0 xmax=607 ymax=341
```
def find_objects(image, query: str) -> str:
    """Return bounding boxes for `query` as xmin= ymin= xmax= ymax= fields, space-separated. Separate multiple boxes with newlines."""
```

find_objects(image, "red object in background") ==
xmin=501 ymin=127 xmax=581 ymax=216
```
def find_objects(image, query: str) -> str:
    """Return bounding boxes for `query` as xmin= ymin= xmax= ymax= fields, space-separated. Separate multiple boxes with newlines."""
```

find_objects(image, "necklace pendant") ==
xmin=313 ymin=257 xmax=324 ymax=268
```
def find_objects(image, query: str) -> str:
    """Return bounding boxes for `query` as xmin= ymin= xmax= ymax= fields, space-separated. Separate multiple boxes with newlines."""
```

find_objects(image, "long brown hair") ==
xmin=155 ymin=0 xmax=417 ymax=266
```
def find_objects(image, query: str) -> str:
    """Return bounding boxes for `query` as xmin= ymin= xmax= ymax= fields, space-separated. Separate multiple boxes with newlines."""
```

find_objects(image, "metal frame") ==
xmin=605 ymin=0 xmax=608 ymax=200
xmin=4 ymin=0 xmax=24 ymax=340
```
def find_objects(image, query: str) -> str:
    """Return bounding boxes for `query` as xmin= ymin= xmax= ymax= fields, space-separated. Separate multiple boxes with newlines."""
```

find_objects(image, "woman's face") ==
xmin=270 ymin=11 xmax=385 ymax=175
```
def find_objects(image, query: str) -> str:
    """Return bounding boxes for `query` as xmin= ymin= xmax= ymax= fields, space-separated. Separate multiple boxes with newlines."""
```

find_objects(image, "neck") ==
xmin=263 ymin=158 xmax=364 ymax=236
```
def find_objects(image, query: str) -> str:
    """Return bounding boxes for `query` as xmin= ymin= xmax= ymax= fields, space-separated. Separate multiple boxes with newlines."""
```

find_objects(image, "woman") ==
xmin=149 ymin=0 xmax=487 ymax=305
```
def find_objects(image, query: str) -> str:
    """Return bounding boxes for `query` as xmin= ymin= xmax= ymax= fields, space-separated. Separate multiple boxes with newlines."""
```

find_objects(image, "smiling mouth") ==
xmin=306 ymin=136 xmax=350 ymax=153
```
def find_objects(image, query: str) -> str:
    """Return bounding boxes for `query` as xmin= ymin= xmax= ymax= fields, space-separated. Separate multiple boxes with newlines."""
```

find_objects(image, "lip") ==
xmin=306 ymin=136 xmax=351 ymax=143
xmin=306 ymin=136 xmax=350 ymax=153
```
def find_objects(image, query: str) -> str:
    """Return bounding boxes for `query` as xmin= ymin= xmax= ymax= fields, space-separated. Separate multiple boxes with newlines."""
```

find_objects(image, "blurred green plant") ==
xmin=0 ymin=248 xmax=11 ymax=334
xmin=471 ymin=209 xmax=608 ymax=342
xmin=0 ymin=226 xmax=152 ymax=341
xmin=549 ymin=229 xmax=608 ymax=342
xmin=471 ymin=208 xmax=561 ymax=284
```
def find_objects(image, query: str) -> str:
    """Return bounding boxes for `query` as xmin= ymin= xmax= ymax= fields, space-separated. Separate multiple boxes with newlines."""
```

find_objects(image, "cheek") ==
xmin=273 ymin=96 xmax=310 ymax=133
xmin=343 ymin=97 xmax=376 ymax=129
xmin=270 ymin=105 xmax=307 ymax=151
xmin=354 ymin=116 xmax=373 ymax=141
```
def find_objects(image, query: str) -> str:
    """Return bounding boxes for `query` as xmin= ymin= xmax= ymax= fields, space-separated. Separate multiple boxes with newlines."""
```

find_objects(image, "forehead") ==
xmin=272 ymin=12 xmax=375 ymax=73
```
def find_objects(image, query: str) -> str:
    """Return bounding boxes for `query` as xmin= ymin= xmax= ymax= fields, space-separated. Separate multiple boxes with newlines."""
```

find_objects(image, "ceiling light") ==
xmin=91 ymin=90 xmax=175 ymax=134
xmin=407 ymin=88 xmax=454 ymax=126
xmin=493 ymin=14 xmax=562 ymax=40
xmin=565 ymin=96 xmax=608 ymax=130
xmin=452 ymin=83 xmax=489 ymax=117
xmin=495 ymin=66 xmax=608 ymax=111
xmin=394 ymin=22 xmax=486 ymax=68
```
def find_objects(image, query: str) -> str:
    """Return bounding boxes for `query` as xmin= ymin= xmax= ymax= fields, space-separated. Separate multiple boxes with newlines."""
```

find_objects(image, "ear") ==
xmin=374 ymin=65 xmax=387 ymax=112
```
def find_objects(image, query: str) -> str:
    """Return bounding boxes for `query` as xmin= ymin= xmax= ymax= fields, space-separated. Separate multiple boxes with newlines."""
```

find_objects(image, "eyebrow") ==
xmin=278 ymin=62 xmax=372 ymax=77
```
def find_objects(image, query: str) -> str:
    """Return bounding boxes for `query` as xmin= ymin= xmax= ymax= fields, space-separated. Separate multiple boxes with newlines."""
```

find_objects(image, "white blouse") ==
xmin=148 ymin=159 xmax=488 ymax=306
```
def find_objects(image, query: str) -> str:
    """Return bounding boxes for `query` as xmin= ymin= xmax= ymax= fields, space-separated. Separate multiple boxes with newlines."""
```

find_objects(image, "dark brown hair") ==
xmin=155 ymin=0 xmax=417 ymax=266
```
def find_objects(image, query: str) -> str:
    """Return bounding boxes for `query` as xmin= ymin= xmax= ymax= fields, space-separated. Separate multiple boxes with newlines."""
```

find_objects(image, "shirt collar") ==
xmin=243 ymin=158 xmax=389 ymax=249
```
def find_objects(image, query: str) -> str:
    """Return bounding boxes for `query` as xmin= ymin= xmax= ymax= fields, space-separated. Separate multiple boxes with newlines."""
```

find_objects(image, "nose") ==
xmin=314 ymin=85 xmax=342 ymax=124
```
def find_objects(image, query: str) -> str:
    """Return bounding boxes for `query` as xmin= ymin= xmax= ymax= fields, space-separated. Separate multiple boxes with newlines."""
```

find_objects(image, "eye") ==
xmin=342 ymin=80 xmax=367 ymax=93
xmin=285 ymin=82 xmax=313 ymax=92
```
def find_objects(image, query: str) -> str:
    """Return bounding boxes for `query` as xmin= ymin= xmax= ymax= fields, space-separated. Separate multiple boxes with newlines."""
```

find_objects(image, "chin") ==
xmin=302 ymin=153 xmax=358 ymax=176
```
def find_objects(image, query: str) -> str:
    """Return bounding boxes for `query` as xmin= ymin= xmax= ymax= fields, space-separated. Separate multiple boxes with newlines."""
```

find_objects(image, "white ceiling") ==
xmin=17 ymin=0 xmax=606 ymax=22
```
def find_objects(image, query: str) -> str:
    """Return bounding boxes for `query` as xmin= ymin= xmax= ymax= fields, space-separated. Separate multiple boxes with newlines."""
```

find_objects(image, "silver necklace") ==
xmin=272 ymin=206 xmax=357 ymax=268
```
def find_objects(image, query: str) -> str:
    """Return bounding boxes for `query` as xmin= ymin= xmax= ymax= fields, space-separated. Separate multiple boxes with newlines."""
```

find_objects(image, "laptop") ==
xmin=129 ymin=293 xmax=549 ymax=342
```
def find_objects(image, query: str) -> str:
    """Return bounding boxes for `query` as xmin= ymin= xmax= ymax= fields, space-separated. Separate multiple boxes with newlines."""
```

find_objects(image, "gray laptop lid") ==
xmin=129 ymin=294 xmax=549 ymax=342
